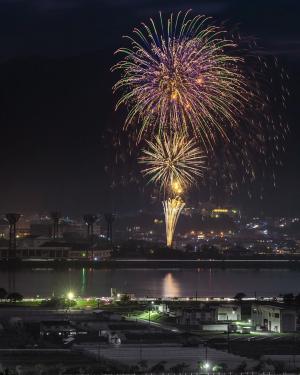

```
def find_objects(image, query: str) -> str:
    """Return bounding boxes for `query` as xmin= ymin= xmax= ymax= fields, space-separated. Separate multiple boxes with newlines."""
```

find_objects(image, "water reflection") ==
xmin=0 ymin=268 xmax=300 ymax=298
xmin=162 ymin=272 xmax=181 ymax=297
xmin=81 ymin=268 xmax=86 ymax=295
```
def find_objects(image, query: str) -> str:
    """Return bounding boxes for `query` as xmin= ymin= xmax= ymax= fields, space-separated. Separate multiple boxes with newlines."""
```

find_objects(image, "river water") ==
xmin=0 ymin=267 xmax=299 ymax=298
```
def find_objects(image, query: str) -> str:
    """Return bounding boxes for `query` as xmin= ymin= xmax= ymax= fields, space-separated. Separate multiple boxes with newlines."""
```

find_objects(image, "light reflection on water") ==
xmin=0 ymin=267 xmax=299 ymax=298
xmin=163 ymin=273 xmax=181 ymax=298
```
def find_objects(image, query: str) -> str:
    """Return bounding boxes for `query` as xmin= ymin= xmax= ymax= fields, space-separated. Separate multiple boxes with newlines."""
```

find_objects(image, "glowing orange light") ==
xmin=196 ymin=76 xmax=204 ymax=85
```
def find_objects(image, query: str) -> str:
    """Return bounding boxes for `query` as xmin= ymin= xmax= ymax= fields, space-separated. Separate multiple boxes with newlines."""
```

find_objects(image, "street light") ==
xmin=67 ymin=291 xmax=74 ymax=300
xmin=199 ymin=360 xmax=211 ymax=373
xmin=203 ymin=362 xmax=210 ymax=370
xmin=199 ymin=341 xmax=211 ymax=373
xmin=66 ymin=291 xmax=75 ymax=312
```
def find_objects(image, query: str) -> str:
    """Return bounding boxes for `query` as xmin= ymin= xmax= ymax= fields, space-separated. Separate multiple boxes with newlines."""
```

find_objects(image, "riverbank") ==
xmin=1 ymin=257 xmax=300 ymax=269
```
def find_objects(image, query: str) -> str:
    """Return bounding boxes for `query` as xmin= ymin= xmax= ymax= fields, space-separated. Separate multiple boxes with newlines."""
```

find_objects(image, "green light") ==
xmin=81 ymin=267 xmax=86 ymax=295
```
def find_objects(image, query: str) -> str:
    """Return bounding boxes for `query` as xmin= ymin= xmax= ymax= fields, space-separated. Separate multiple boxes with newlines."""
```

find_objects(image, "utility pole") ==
xmin=98 ymin=330 xmax=101 ymax=362
xmin=139 ymin=339 xmax=142 ymax=361
xmin=227 ymin=324 xmax=230 ymax=353
xmin=83 ymin=214 xmax=97 ymax=259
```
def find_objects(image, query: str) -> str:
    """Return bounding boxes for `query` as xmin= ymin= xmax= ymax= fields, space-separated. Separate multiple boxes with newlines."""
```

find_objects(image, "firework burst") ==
xmin=111 ymin=11 xmax=288 ymax=246
xmin=139 ymin=133 xmax=206 ymax=193
xmin=112 ymin=10 xmax=251 ymax=146
xmin=112 ymin=11 xmax=288 ymax=196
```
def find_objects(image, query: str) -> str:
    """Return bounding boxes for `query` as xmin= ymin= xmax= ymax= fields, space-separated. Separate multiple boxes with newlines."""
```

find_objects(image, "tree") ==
xmin=252 ymin=360 xmax=265 ymax=372
xmin=235 ymin=360 xmax=247 ymax=372
xmin=272 ymin=360 xmax=285 ymax=373
xmin=295 ymin=293 xmax=300 ymax=305
xmin=41 ymin=297 xmax=61 ymax=308
xmin=120 ymin=294 xmax=131 ymax=303
xmin=7 ymin=292 xmax=23 ymax=302
xmin=185 ymin=244 xmax=193 ymax=253
xmin=151 ymin=361 xmax=166 ymax=372
xmin=41 ymin=297 xmax=75 ymax=309
xmin=169 ymin=362 xmax=190 ymax=372
xmin=0 ymin=287 xmax=7 ymax=300
xmin=218 ymin=362 xmax=228 ymax=372
xmin=283 ymin=293 xmax=294 ymax=305
xmin=234 ymin=292 xmax=246 ymax=301
xmin=137 ymin=360 xmax=148 ymax=372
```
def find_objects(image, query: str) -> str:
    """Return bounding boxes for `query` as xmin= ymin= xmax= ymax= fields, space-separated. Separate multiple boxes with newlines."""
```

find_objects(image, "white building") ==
xmin=251 ymin=304 xmax=297 ymax=333
xmin=159 ymin=303 xmax=241 ymax=326
xmin=217 ymin=304 xmax=241 ymax=321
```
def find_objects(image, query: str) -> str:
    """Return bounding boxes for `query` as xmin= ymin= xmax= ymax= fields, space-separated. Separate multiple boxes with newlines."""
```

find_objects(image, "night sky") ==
xmin=0 ymin=0 xmax=299 ymax=216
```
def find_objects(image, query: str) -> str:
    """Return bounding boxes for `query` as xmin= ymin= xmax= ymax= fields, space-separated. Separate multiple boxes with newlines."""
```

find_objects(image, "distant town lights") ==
xmin=212 ymin=208 xmax=229 ymax=213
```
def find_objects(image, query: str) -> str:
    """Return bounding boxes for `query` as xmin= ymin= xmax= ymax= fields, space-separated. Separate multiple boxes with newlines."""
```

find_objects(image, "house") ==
xmin=251 ymin=304 xmax=297 ymax=333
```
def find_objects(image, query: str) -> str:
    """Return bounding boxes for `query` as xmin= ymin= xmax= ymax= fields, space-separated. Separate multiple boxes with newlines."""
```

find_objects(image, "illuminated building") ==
xmin=211 ymin=208 xmax=240 ymax=219
xmin=0 ymin=241 xmax=112 ymax=261
xmin=251 ymin=304 xmax=297 ymax=333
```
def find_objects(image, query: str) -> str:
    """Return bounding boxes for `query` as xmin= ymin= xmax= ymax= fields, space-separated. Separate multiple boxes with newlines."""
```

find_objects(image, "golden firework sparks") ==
xmin=139 ymin=133 xmax=206 ymax=193
xmin=163 ymin=197 xmax=185 ymax=247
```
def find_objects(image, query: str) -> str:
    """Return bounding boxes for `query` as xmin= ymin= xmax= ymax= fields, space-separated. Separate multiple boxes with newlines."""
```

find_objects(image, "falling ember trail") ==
xmin=163 ymin=197 xmax=185 ymax=247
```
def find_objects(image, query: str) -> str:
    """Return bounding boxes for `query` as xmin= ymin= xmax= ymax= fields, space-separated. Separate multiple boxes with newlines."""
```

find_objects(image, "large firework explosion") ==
xmin=112 ymin=11 xmax=252 ymax=147
xmin=112 ymin=11 xmax=288 ymax=192
xmin=139 ymin=133 xmax=206 ymax=193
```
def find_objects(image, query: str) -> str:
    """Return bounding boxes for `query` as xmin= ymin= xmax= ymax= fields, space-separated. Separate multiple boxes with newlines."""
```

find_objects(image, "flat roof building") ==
xmin=251 ymin=304 xmax=297 ymax=333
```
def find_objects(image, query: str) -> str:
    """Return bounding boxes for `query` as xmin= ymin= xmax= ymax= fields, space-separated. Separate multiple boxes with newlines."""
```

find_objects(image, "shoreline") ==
xmin=1 ymin=258 xmax=300 ymax=269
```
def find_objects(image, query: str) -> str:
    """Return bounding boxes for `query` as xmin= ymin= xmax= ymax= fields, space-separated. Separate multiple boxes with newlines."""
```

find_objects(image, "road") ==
xmin=126 ymin=316 xmax=183 ymax=333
